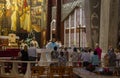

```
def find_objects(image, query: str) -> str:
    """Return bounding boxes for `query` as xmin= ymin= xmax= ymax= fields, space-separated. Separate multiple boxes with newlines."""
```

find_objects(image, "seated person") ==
xmin=51 ymin=46 xmax=59 ymax=66
xmin=51 ymin=46 xmax=59 ymax=61
xmin=58 ymin=52 xmax=67 ymax=66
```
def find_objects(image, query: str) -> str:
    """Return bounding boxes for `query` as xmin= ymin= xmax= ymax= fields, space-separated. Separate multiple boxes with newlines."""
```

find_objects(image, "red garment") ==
xmin=95 ymin=47 xmax=102 ymax=60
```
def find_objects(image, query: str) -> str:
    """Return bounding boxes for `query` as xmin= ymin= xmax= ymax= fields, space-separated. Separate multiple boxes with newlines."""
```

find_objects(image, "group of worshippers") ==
xmin=19 ymin=37 xmax=103 ymax=73
xmin=45 ymin=39 xmax=102 ymax=68
xmin=45 ymin=38 xmax=67 ymax=66
xmin=104 ymin=45 xmax=119 ymax=67
xmin=19 ymin=38 xmax=39 ymax=74
xmin=20 ymin=38 xmax=39 ymax=61
xmin=80 ymin=44 xmax=102 ymax=68
xmin=19 ymin=38 xmax=63 ymax=73
xmin=49 ymin=46 xmax=80 ymax=67
xmin=81 ymin=44 xmax=120 ymax=72
xmin=49 ymin=43 xmax=102 ymax=68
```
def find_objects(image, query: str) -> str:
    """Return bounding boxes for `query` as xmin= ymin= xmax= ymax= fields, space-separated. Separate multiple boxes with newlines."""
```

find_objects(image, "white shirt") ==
xmin=28 ymin=46 xmax=36 ymax=57
xmin=81 ymin=52 xmax=91 ymax=62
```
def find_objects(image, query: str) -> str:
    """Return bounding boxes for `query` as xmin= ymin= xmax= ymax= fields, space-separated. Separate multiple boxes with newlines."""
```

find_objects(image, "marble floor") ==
xmin=0 ymin=73 xmax=119 ymax=78
xmin=74 ymin=68 xmax=119 ymax=78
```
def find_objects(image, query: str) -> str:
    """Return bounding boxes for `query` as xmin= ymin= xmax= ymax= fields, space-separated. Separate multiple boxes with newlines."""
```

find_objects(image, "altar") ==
xmin=0 ymin=49 xmax=20 ymax=57
xmin=0 ymin=35 xmax=19 ymax=49
xmin=0 ymin=35 xmax=20 ymax=58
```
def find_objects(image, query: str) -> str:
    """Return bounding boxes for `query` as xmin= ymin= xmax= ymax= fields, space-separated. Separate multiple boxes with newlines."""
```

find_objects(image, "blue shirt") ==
xmin=91 ymin=55 xmax=99 ymax=65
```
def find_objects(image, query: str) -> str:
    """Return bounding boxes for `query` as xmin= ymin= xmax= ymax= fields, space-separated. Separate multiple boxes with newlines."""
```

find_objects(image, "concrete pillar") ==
xmin=99 ymin=0 xmax=111 ymax=53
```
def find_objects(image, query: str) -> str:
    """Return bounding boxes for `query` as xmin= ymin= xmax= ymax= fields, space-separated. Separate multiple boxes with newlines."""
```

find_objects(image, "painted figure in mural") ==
xmin=23 ymin=6 xmax=31 ymax=32
xmin=6 ymin=0 xmax=31 ymax=32
xmin=6 ymin=0 xmax=12 ymax=28
xmin=20 ymin=0 xmax=31 ymax=32
xmin=6 ymin=0 xmax=11 ymax=10
xmin=11 ymin=0 xmax=19 ymax=31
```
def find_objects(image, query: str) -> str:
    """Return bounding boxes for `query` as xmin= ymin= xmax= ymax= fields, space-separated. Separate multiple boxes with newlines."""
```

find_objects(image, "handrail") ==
xmin=0 ymin=60 xmax=83 ymax=63
xmin=0 ymin=60 xmax=83 ymax=78
xmin=0 ymin=59 xmax=119 ymax=78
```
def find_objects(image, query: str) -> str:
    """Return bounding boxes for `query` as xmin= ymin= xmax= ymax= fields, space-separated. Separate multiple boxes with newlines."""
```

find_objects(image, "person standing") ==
xmin=71 ymin=47 xmax=79 ymax=66
xmin=91 ymin=51 xmax=100 ymax=67
xmin=28 ymin=43 xmax=37 ymax=62
xmin=63 ymin=47 xmax=69 ymax=61
xmin=58 ymin=52 xmax=67 ymax=66
xmin=107 ymin=47 xmax=116 ymax=67
xmin=95 ymin=44 xmax=102 ymax=61
xmin=81 ymin=49 xmax=91 ymax=67
xmin=50 ymin=46 xmax=59 ymax=66
xmin=20 ymin=45 xmax=29 ymax=74
xmin=46 ymin=38 xmax=58 ymax=49
xmin=21 ymin=45 xmax=29 ymax=61
xmin=51 ymin=46 xmax=59 ymax=61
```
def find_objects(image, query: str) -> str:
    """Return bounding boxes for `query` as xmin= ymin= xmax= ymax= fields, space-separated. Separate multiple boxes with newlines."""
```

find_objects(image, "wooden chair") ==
xmin=31 ymin=66 xmax=39 ymax=78
xmin=64 ymin=66 xmax=73 ymax=78
xmin=49 ymin=66 xmax=73 ymax=78
xmin=58 ymin=66 xmax=66 ymax=78
xmin=38 ymin=66 xmax=48 ymax=78
xmin=49 ymin=66 xmax=60 ymax=78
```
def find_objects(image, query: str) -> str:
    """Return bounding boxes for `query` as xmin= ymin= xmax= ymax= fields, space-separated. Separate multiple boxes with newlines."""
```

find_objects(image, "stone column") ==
xmin=99 ymin=0 xmax=111 ymax=53
xmin=56 ymin=0 xmax=61 ymax=41
xmin=84 ymin=0 xmax=92 ymax=47
xmin=46 ymin=0 xmax=52 ymax=41
xmin=108 ymin=0 xmax=119 ymax=48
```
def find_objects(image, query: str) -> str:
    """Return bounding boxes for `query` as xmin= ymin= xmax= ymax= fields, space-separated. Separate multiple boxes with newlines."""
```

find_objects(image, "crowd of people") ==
xmin=45 ymin=40 xmax=120 ymax=73
xmin=45 ymin=40 xmax=102 ymax=68
xmin=18 ymin=37 xmax=120 ymax=74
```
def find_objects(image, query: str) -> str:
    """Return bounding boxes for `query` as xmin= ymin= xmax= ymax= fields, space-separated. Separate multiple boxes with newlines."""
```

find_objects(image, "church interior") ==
xmin=0 ymin=0 xmax=120 ymax=78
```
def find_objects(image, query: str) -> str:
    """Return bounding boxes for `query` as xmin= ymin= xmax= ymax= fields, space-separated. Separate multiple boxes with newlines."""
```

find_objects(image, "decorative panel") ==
xmin=90 ymin=0 xmax=101 ymax=47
